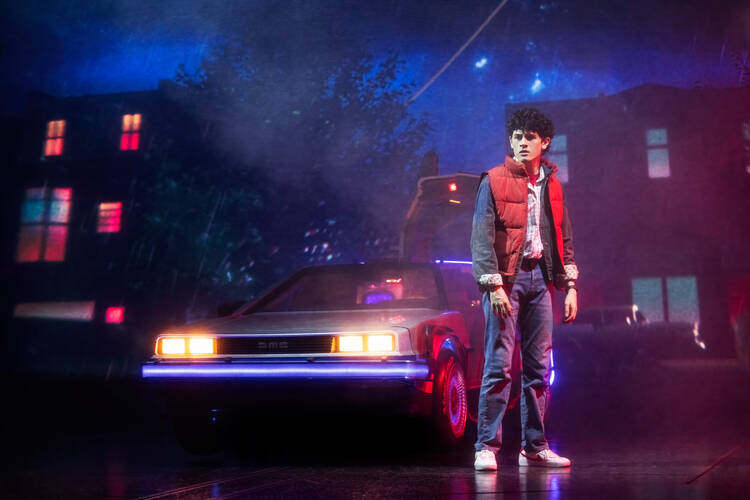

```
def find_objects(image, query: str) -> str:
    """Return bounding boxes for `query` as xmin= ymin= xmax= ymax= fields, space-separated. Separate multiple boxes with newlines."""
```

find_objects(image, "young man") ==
xmin=471 ymin=108 xmax=578 ymax=471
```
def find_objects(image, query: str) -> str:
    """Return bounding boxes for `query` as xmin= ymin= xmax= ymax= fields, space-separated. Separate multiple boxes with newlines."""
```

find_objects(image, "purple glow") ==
xmin=550 ymin=350 xmax=555 ymax=386
xmin=364 ymin=293 xmax=394 ymax=305
xmin=142 ymin=362 xmax=429 ymax=380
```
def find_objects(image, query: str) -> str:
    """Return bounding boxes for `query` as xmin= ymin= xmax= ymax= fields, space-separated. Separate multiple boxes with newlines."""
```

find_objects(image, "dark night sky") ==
xmin=2 ymin=0 xmax=748 ymax=170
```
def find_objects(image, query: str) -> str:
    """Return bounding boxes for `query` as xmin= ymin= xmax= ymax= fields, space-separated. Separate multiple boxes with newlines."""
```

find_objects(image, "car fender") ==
xmin=428 ymin=324 xmax=468 ymax=371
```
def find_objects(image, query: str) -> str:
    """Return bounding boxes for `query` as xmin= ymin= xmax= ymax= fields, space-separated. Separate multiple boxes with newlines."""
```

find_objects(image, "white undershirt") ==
xmin=521 ymin=166 xmax=545 ymax=260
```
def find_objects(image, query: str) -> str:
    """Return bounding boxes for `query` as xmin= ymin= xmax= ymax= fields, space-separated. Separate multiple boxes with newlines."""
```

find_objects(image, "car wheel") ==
xmin=433 ymin=353 xmax=467 ymax=445
xmin=172 ymin=413 xmax=223 ymax=456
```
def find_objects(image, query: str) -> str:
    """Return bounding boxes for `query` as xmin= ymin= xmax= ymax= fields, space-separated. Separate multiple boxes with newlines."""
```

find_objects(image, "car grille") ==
xmin=218 ymin=335 xmax=336 ymax=355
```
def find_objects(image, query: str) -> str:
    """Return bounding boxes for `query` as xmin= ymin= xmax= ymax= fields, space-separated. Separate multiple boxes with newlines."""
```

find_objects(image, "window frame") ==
xmin=16 ymin=187 xmax=72 ymax=263
xmin=43 ymin=119 xmax=66 ymax=157
xmin=120 ymin=113 xmax=142 ymax=151
xmin=645 ymin=128 xmax=670 ymax=179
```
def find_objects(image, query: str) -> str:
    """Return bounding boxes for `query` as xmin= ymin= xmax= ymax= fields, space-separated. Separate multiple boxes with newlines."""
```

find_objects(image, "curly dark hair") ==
xmin=506 ymin=108 xmax=555 ymax=154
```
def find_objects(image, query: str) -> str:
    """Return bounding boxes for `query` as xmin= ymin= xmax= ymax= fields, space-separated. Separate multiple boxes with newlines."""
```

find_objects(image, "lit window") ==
xmin=120 ymin=114 xmax=141 ymax=151
xmin=97 ymin=202 xmax=122 ymax=233
xmin=646 ymin=128 xmax=670 ymax=178
xmin=14 ymin=301 xmax=95 ymax=321
xmin=16 ymin=187 xmax=72 ymax=262
xmin=105 ymin=307 xmax=125 ymax=324
xmin=43 ymin=120 xmax=66 ymax=157
xmin=632 ymin=276 xmax=700 ymax=323
xmin=743 ymin=122 xmax=750 ymax=174
xmin=546 ymin=134 xmax=568 ymax=183
xmin=666 ymin=276 xmax=699 ymax=323
xmin=632 ymin=277 xmax=664 ymax=322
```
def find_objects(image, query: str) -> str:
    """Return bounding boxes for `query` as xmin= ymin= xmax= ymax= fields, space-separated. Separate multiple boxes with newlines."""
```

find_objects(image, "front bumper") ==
xmin=142 ymin=360 xmax=430 ymax=380
xmin=142 ymin=360 xmax=433 ymax=416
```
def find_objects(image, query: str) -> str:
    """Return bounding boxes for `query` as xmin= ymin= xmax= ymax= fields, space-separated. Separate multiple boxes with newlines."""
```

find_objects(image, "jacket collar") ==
xmin=504 ymin=155 xmax=559 ymax=178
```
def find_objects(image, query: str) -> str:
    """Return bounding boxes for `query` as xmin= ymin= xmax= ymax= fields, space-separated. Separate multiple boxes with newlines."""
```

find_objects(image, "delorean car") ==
xmin=142 ymin=173 xmax=487 ymax=454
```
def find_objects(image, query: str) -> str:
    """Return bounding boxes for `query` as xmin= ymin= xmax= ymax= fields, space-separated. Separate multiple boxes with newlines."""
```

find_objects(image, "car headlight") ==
xmin=189 ymin=337 xmax=216 ymax=355
xmin=157 ymin=336 xmax=216 ymax=356
xmin=160 ymin=338 xmax=186 ymax=355
xmin=367 ymin=334 xmax=394 ymax=352
xmin=336 ymin=333 xmax=395 ymax=353
xmin=338 ymin=335 xmax=364 ymax=352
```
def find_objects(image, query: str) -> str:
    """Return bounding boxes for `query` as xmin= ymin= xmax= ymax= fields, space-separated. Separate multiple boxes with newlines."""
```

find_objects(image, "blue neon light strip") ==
xmin=142 ymin=362 xmax=429 ymax=380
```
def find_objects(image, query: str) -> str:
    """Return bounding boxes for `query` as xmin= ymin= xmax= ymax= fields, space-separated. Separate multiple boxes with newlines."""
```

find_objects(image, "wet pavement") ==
xmin=2 ymin=360 xmax=749 ymax=499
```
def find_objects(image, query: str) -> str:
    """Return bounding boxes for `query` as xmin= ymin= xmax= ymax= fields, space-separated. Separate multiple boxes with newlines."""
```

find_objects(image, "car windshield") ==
xmin=252 ymin=266 xmax=441 ymax=312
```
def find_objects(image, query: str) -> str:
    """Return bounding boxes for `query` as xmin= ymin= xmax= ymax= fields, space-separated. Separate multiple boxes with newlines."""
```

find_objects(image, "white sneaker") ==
xmin=474 ymin=449 xmax=498 ymax=471
xmin=519 ymin=448 xmax=571 ymax=468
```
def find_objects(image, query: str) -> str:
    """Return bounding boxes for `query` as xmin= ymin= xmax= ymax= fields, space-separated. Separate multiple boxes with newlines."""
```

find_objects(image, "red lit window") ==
xmin=97 ymin=202 xmax=122 ymax=233
xmin=448 ymin=182 xmax=458 ymax=192
xmin=120 ymin=114 xmax=141 ymax=151
xmin=16 ymin=187 xmax=72 ymax=262
xmin=105 ymin=307 xmax=125 ymax=324
xmin=44 ymin=120 xmax=66 ymax=156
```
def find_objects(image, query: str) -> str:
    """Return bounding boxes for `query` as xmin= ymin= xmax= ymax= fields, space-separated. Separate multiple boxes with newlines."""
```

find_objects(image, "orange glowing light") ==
xmin=338 ymin=336 xmax=364 ymax=352
xmin=157 ymin=336 xmax=217 ymax=356
xmin=366 ymin=334 xmax=394 ymax=352
xmin=120 ymin=114 xmax=142 ymax=150
xmin=98 ymin=202 xmax=122 ymax=233
xmin=188 ymin=337 xmax=216 ymax=355
xmin=44 ymin=120 xmax=65 ymax=156
xmin=160 ymin=338 xmax=186 ymax=355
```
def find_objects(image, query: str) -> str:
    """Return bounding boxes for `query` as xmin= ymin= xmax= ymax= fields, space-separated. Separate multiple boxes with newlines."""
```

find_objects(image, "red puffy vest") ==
xmin=487 ymin=156 xmax=565 ymax=280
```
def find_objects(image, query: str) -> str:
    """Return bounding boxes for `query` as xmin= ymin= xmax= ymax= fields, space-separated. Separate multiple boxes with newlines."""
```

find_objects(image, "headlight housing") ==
xmin=156 ymin=336 xmax=216 ymax=356
xmin=336 ymin=333 xmax=395 ymax=353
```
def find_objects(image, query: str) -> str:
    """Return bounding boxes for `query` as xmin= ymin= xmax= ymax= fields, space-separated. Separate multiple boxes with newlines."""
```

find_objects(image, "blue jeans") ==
xmin=475 ymin=263 xmax=553 ymax=454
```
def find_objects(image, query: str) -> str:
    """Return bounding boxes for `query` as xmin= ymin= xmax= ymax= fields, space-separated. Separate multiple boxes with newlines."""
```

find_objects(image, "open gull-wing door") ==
xmin=399 ymin=172 xmax=481 ymax=263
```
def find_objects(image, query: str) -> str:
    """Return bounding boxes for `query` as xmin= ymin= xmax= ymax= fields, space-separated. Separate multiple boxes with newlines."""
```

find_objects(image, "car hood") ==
xmin=161 ymin=308 xmax=445 ymax=336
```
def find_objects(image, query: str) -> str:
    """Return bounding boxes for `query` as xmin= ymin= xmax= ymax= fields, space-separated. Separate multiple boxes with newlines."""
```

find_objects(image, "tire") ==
xmin=433 ymin=353 xmax=468 ymax=446
xmin=172 ymin=413 xmax=223 ymax=456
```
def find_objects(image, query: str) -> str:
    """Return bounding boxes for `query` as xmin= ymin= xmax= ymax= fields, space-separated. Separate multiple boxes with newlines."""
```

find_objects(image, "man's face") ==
xmin=509 ymin=129 xmax=550 ymax=162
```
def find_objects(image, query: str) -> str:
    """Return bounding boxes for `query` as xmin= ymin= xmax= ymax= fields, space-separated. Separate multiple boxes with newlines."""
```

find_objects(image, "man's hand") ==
xmin=564 ymin=288 xmax=578 ymax=323
xmin=490 ymin=286 xmax=512 ymax=318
